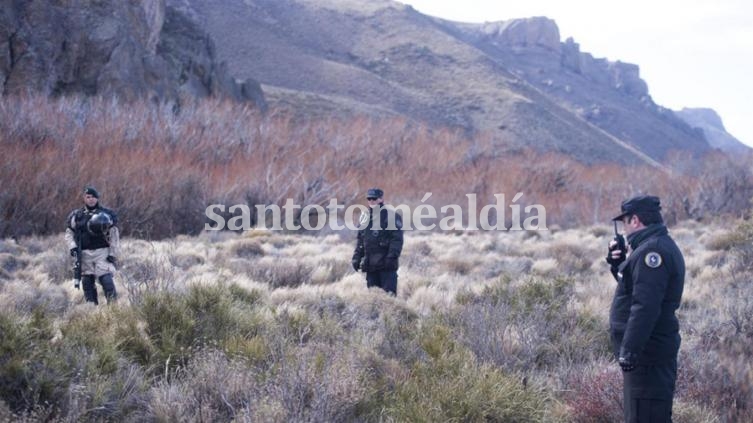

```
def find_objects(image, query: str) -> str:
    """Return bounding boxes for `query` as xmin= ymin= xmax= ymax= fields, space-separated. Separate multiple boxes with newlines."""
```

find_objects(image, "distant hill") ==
xmin=174 ymin=0 xmax=721 ymax=165
xmin=675 ymin=108 xmax=749 ymax=153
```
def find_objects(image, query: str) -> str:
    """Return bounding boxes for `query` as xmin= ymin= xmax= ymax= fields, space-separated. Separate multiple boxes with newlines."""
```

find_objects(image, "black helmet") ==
xmin=87 ymin=212 xmax=113 ymax=236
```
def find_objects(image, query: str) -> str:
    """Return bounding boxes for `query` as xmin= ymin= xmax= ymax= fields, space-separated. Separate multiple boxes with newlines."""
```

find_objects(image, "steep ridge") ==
xmin=180 ymin=0 xmax=715 ymax=164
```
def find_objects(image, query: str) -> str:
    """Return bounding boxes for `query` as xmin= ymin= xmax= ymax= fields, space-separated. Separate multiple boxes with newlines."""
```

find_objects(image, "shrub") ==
xmin=139 ymin=293 xmax=196 ymax=372
xmin=254 ymin=343 xmax=370 ymax=422
xmin=120 ymin=254 xmax=179 ymax=306
xmin=563 ymin=364 xmax=623 ymax=423
xmin=452 ymin=276 xmax=608 ymax=371
xmin=384 ymin=324 xmax=548 ymax=422
xmin=0 ymin=309 xmax=71 ymax=415
xmin=228 ymin=283 xmax=264 ymax=306
xmin=146 ymin=348 xmax=256 ymax=422
xmin=231 ymin=240 xmax=265 ymax=258
xmin=309 ymin=259 xmax=350 ymax=285
xmin=550 ymin=242 xmax=595 ymax=274
xmin=248 ymin=259 xmax=313 ymax=288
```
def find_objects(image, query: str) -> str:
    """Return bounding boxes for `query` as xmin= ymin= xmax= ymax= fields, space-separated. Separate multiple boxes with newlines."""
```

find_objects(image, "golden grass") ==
xmin=1 ymin=217 xmax=751 ymax=421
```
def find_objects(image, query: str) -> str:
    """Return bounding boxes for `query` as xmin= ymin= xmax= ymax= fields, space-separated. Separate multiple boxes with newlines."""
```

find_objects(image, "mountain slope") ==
xmin=178 ymin=0 xmax=714 ymax=164
xmin=675 ymin=108 xmax=749 ymax=153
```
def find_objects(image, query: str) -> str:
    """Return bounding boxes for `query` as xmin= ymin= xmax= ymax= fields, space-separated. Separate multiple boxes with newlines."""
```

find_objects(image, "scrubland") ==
xmin=1 ymin=218 xmax=752 ymax=422
xmin=2 ymin=95 xmax=753 ymax=421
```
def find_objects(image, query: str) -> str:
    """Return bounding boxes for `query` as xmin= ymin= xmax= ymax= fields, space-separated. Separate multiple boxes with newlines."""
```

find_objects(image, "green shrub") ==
xmin=0 ymin=309 xmax=71 ymax=415
xmin=223 ymin=334 xmax=271 ymax=364
xmin=185 ymin=284 xmax=236 ymax=341
xmin=110 ymin=307 xmax=155 ymax=366
xmin=228 ymin=283 xmax=264 ymax=306
xmin=139 ymin=293 xmax=196 ymax=372
xmin=385 ymin=335 xmax=548 ymax=422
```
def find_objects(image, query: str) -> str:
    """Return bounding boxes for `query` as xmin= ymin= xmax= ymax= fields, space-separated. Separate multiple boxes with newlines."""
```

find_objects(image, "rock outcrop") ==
xmin=449 ymin=15 xmax=707 ymax=159
xmin=479 ymin=17 xmax=561 ymax=53
xmin=0 ymin=0 xmax=265 ymax=108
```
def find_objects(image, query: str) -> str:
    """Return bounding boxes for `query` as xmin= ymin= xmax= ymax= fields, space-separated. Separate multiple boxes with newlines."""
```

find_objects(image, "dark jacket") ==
xmin=352 ymin=206 xmax=403 ymax=272
xmin=66 ymin=205 xmax=118 ymax=250
xmin=610 ymin=224 xmax=685 ymax=365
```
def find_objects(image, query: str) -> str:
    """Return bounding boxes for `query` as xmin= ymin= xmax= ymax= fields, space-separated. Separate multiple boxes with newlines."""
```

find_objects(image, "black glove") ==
xmin=606 ymin=243 xmax=626 ymax=267
xmin=351 ymin=258 xmax=361 ymax=272
xmin=107 ymin=255 xmax=118 ymax=267
xmin=70 ymin=248 xmax=78 ymax=257
xmin=618 ymin=352 xmax=638 ymax=372
xmin=384 ymin=256 xmax=398 ymax=270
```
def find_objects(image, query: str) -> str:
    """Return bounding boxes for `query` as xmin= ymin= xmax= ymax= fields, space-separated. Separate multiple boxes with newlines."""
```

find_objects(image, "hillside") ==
xmin=676 ymin=108 xmax=749 ymax=153
xmin=4 ymin=0 xmax=747 ymax=164
xmin=176 ymin=0 xmax=718 ymax=164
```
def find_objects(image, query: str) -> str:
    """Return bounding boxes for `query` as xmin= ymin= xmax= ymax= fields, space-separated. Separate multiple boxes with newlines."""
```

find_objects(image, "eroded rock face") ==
xmin=0 ymin=0 xmax=264 ymax=108
xmin=481 ymin=17 xmax=562 ymax=53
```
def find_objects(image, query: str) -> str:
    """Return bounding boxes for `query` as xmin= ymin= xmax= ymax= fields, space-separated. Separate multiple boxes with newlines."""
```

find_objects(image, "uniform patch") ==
xmin=644 ymin=252 xmax=663 ymax=268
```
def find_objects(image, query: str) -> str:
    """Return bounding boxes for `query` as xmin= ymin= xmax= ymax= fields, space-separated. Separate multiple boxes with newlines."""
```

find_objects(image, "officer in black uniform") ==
xmin=351 ymin=188 xmax=403 ymax=295
xmin=606 ymin=195 xmax=685 ymax=422
xmin=65 ymin=186 xmax=120 ymax=304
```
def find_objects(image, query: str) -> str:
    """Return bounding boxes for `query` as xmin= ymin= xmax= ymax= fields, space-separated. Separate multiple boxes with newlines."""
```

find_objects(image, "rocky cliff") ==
xmin=0 ymin=0 xmax=265 ymax=108
xmin=447 ymin=16 xmax=706 ymax=160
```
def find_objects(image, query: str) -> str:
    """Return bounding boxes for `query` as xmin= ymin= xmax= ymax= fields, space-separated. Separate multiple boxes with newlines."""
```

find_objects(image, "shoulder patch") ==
xmin=644 ymin=251 xmax=663 ymax=268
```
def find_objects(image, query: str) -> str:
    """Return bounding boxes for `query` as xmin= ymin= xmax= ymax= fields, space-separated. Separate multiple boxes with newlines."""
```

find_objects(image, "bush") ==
xmin=550 ymin=242 xmax=595 ymax=274
xmin=0 ymin=309 xmax=71 ymax=415
xmin=231 ymin=240 xmax=265 ymax=258
xmin=563 ymin=364 xmax=623 ymax=423
xmin=452 ymin=277 xmax=609 ymax=371
xmin=383 ymin=323 xmax=548 ymax=422
xmin=248 ymin=259 xmax=313 ymax=288
xmin=139 ymin=293 xmax=196 ymax=372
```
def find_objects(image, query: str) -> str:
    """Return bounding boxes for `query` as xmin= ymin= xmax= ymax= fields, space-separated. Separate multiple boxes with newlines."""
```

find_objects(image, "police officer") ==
xmin=351 ymin=188 xmax=403 ymax=295
xmin=65 ymin=186 xmax=120 ymax=304
xmin=606 ymin=195 xmax=685 ymax=422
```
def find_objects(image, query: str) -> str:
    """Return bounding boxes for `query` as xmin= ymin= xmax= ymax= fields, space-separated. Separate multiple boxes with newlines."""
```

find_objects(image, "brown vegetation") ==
xmin=1 ymin=95 xmax=752 ymax=239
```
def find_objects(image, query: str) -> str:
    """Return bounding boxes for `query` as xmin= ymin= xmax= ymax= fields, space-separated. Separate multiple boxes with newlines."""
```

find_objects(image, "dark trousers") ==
xmin=82 ymin=274 xmax=117 ymax=305
xmin=623 ymin=360 xmax=677 ymax=422
xmin=366 ymin=270 xmax=397 ymax=295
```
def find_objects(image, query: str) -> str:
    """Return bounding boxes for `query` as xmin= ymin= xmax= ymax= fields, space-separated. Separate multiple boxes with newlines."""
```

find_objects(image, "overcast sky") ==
xmin=401 ymin=0 xmax=753 ymax=147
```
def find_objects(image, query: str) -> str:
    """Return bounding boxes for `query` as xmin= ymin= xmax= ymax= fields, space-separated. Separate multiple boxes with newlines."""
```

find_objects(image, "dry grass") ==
xmin=1 ymin=216 xmax=751 ymax=421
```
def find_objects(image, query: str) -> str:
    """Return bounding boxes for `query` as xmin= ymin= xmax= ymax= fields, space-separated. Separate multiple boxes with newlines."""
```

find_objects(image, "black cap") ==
xmin=612 ymin=195 xmax=661 ymax=221
xmin=367 ymin=188 xmax=384 ymax=199
xmin=84 ymin=186 xmax=100 ymax=199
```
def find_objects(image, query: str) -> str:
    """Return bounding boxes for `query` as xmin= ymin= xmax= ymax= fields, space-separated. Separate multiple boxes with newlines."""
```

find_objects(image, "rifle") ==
xmin=72 ymin=225 xmax=83 ymax=289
